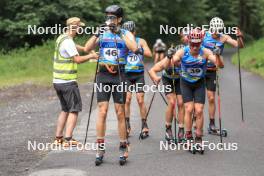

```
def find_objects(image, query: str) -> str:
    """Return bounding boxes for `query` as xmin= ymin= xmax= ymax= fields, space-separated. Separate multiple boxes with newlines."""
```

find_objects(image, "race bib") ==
xmin=127 ymin=54 xmax=140 ymax=64
xmin=186 ymin=67 xmax=203 ymax=76
xmin=103 ymin=48 xmax=119 ymax=61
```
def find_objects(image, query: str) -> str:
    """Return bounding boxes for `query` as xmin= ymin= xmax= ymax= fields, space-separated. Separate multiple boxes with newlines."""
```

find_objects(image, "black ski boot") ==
xmin=185 ymin=131 xmax=196 ymax=154
xmin=207 ymin=119 xmax=228 ymax=137
xmin=95 ymin=139 xmax=105 ymax=166
xmin=178 ymin=127 xmax=185 ymax=143
xmin=165 ymin=125 xmax=174 ymax=143
xmin=139 ymin=119 xmax=149 ymax=140
xmin=194 ymin=136 xmax=204 ymax=154
xmin=119 ymin=141 xmax=129 ymax=166
xmin=208 ymin=119 xmax=217 ymax=133
xmin=125 ymin=118 xmax=131 ymax=137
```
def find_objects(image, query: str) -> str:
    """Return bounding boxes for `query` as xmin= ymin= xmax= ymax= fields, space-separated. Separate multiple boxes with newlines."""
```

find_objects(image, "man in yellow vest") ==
xmin=53 ymin=17 xmax=98 ymax=147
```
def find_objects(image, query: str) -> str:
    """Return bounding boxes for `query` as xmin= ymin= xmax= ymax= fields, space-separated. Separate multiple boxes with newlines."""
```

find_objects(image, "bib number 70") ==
xmin=128 ymin=54 xmax=140 ymax=64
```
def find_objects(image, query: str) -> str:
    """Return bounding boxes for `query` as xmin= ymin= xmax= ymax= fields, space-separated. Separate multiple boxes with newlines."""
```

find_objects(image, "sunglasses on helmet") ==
xmin=105 ymin=15 xmax=117 ymax=21
xmin=190 ymin=42 xmax=202 ymax=47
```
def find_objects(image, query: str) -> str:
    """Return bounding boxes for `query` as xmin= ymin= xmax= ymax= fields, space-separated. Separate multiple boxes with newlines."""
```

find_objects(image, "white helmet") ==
xmin=210 ymin=17 xmax=224 ymax=33
xmin=156 ymin=38 xmax=162 ymax=44
xmin=175 ymin=44 xmax=185 ymax=51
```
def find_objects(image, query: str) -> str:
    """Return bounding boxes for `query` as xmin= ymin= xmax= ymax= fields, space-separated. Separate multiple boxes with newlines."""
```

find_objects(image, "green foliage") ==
xmin=0 ymin=37 xmax=95 ymax=88
xmin=232 ymin=38 xmax=264 ymax=77
xmin=0 ymin=0 xmax=264 ymax=87
xmin=1 ymin=0 xmax=264 ymax=50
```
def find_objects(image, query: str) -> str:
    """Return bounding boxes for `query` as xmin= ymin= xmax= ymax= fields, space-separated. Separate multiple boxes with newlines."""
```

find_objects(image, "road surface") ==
xmin=16 ymin=49 xmax=264 ymax=176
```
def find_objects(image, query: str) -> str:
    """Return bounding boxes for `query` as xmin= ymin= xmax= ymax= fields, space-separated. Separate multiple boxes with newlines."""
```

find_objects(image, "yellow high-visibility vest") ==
xmin=53 ymin=34 xmax=77 ymax=80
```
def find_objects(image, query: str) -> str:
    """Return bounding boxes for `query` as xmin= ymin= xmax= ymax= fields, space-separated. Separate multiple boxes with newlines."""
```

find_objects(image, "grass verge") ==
xmin=232 ymin=38 xmax=264 ymax=78
xmin=0 ymin=37 xmax=95 ymax=89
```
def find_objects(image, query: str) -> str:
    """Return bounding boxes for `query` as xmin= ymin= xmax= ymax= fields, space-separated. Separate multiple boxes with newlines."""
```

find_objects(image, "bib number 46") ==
xmin=105 ymin=49 xmax=118 ymax=56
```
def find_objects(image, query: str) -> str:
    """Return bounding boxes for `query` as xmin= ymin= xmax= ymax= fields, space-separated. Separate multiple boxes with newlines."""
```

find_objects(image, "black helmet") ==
xmin=122 ymin=21 xmax=136 ymax=32
xmin=105 ymin=5 xmax=123 ymax=18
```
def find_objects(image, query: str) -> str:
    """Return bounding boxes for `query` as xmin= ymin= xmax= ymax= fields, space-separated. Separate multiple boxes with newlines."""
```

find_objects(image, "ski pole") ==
xmin=113 ymin=34 xmax=130 ymax=145
xmin=139 ymin=90 xmax=156 ymax=140
xmin=84 ymin=51 xmax=100 ymax=145
xmin=216 ymin=70 xmax=223 ymax=144
xmin=237 ymin=37 xmax=244 ymax=122
xmin=139 ymin=58 xmax=168 ymax=105
xmin=172 ymin=60 xmax=177 ymax=143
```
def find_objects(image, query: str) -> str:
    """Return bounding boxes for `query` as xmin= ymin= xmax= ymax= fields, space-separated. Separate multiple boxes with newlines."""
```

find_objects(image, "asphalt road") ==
xmin=28 ymin=49 xmax=264 ymax=176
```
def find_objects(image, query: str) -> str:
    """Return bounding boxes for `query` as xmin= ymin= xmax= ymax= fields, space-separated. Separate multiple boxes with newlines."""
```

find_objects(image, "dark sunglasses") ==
xmin=105 ymin=15 xmax=117 ymax=21
xmin=190 ymin=42 xmax=201 ymax=47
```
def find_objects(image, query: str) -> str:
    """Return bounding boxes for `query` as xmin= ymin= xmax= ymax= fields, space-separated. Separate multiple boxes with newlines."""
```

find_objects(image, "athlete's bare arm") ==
xmin=149 ymin=60 xmax=166 ymax=84
xmin=204 ymin=48 xmax=224 ymax=68
xmin=84 ymin=36 xmax=99 ymax=53
xmin=172 ymin=48 xmax=184 ymax=64
xmin=123 ymin=31 xmax=138 ymax=53
xmin=140 ymin=38 xmax=152 ymax=58
xmin=223 ymin=28 xmax=244 ymax=48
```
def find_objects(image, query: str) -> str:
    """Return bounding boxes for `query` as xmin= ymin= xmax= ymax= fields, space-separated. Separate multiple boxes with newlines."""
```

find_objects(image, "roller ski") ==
xmin=95 ymin=140 xmax=105 ymax=166
xmin=139 ymin=119 xmax=149 ymax=140
xmin=177 ymin=127 xmax=185 ymax=143
xmin=119 ymin=142 xmax=129 ymax=166
xmin=194 ymin=136 xmax=204 ymax=155
xmin=165 ymin=125 xmax=174 ymax=144
xmin=183 ymin=132 xmax=196 ymax=154
xmin=125 ymin=118 xmax=131 ymax=137
xmin=207 ymin=120 xmax=227 ymax=137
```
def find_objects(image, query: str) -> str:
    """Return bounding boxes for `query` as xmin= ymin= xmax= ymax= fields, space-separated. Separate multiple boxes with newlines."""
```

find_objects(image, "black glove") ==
xmin=213 ymin=47 xmax=221 ymax=55
xmin=135 ymin=48 xmax=144 ymax=55
xmin=114 ymin=26 xmax=123 ymax=36
xmin=166 ymin=47 xmax=176 ymax=59
xmin=94 ymin=24 xmax=107 ymax=38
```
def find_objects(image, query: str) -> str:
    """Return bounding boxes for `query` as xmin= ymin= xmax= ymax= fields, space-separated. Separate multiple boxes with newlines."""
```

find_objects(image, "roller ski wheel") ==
xmin=194 ymin=137 xmax=204 ymax=154
xmin=207 ymin=127 xmax=227 ymax=137
xmin=139 ymin=129 xmax=149 ymax=140
xmin=173 ymin=138 xmax=178 ymax=144
xmin=183 ymin=138 xmax=196 ymax=154
xmin=188 ymin=141 xmax=196 ymax=154
xmin=95 ymin=151 xmax=105 ymax=166
xmin=119 ymin=142 xmax=129 ymax=166
xmin=139 ymin=120 xmax=149 ymax=140
xmin=165 ymin=127 xmax=174 ymax=144
xmin=119 ymin=156 xmax=127 ymax=166
xmin=194 ymin=143 xmax=204 ymax=155
xmin=95 ymin=156 xmax=104 ymax=166
xmin=177 ymin=128 xmax=185 ymax=144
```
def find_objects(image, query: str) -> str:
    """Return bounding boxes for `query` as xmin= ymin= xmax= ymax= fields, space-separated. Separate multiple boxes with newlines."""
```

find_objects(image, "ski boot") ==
xmin=125 ymin=118 xmax=131 ymax=137
xmin=184 ymin=131 xmax=196 ymax=154
xmin=119 ymin=141 xmax=129 ymax=166
xmin=139 ymin=119 xmax=149 ymax=140
xmin=194 ymin=136 xmax=204 ymax=154
xmin=178 ymin=127 xmax=185 ymax=143
xmin=165 ymin=125 xmax=174 ymax=144
xmin=207 ymin=119 xmax=227 ymax=137
xmin=95 ymin=139 xmax=105 ymax=166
